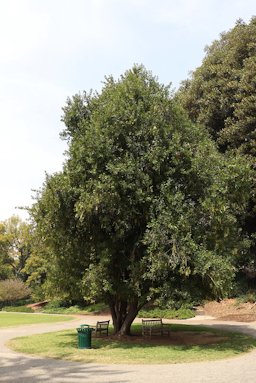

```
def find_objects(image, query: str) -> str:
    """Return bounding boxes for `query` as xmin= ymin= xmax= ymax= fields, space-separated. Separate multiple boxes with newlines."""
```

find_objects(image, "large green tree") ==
xmin=178 ymin=17 xmax=256 ymax=155
xmin=178 ymin=18 xmax=256 ymax=282
xmin=31 ymin=66 xmax=252 ymax=335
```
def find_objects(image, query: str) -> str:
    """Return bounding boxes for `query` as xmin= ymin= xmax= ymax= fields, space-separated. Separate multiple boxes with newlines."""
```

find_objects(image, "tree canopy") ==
xmin=178 ymin=17 xmax=256 ymax=156
xmin=30 ymin=66 xmax=252 ymax=335
xmin=0 ymin=216 xmax=32 ymax=282
xmin=177 ymin=18 xmax=256 ymax=282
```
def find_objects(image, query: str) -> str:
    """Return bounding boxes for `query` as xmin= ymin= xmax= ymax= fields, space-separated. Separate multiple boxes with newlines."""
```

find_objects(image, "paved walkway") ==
xmin=1 ymin=314 xmax=256 ymax=383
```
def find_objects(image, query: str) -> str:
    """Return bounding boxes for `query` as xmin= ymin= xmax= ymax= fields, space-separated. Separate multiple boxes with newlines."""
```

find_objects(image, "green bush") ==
xmin=42 ymin=302 xmax=109 ymax=315
xmin=83 ymin=303 xmax=109 ymax=313
xmin=42 ymin=305 xmax=81 ymax=314
xmin=42 ymin=307 xmax=69 ymax=314
xmin=14 ymin=298 xmax=33 ymax=306
xmin=138 ymin=307 xmax=194 ymax=320
xmin=2 ymin=305 xmax=33 ymax=313
xmin=237 ymin=291 xmax=256 ymax=304
xmin=155 ymin=287 xmax=203 ymax=310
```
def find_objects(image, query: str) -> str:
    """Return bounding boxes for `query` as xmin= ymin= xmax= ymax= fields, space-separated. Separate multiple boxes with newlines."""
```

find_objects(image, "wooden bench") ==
xmin=82 ymin=320 xmax=110 ymax=337
xmin=142 ymin=319 xmax=170 ymax=337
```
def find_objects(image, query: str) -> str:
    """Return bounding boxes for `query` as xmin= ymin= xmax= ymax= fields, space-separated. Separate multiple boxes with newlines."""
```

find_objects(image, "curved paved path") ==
xmin=1 ymin=314 xmax=256 ymax=383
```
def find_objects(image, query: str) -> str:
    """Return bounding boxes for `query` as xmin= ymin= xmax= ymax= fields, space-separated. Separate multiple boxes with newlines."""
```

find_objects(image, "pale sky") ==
xmin=0 ymin=0 xmax=255 ymax=221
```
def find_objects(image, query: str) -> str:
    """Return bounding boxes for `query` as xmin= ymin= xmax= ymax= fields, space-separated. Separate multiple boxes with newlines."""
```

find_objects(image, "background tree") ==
xmin=27 ymin=173 xmax=87 ymax=303
xmin=0 ymin=222 xmax=13 ymax=279
xmin=177 ymin=18 xmax=256 ymax=285
xmin=178 ymin=17 xmax=256 ymax=154
xmin=0 ymin=216 xmax=32 ymax=281
xmin=23 ymin=226 xmax=52 ymax=302
xmin=31 ymin=66 xmax=252 ymax=335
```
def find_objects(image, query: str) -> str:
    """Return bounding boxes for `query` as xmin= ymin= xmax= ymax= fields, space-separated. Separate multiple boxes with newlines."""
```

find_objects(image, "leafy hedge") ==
xmin=137 ymin=307 xmax=194 ymax=319
xmin=42 ymin=302 xmax=109 ymax=315
xmin=2 ymin=305 xmax=33 ymax=313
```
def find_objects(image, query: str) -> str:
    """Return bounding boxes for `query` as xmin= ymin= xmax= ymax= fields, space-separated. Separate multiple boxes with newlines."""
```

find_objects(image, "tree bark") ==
xmin=118 ymin=303 xmax=139 ymax=336
xmin=109 ymin=298 xmax=145 ymax=336
xmin=110 ymin=299 xmax=127 ymax=333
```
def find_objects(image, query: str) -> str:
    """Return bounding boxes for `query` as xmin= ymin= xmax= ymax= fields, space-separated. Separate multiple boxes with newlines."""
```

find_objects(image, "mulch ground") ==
xmin=104 ymin=332 xmax=228 ymax=346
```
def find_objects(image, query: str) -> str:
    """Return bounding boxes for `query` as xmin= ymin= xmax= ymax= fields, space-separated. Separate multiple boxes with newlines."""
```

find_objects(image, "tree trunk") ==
xmin=118 ymin=303 xmax=139 ymax=336
xmin=109 ymin=298 xmax=144 ymax=336
xmin=110 ymin=299 xmax=127 ymax=334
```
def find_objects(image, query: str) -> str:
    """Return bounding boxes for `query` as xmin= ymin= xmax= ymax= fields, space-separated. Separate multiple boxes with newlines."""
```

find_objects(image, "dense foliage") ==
xmin=178 ymin=18 xmax=256 ymax=285
xmin=29 ymin=66 xmax=252 ymax=335
xmin=178 ymin=17 xmax=256 ymax=155
xmin=0 ymin=216 xmax=32 ymax=281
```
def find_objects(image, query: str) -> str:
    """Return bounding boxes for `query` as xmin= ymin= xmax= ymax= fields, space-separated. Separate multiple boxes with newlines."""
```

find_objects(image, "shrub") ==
xmin=2 ymin=305 xmax=33 ymax=313
xmin=0 ymin=279 xmax=31 ymax=305
xmin=42 ymin=306 xmax=79 ymax=314
xmin=83 ymin=303 xmax=109 ymax=313
xmin=42 ymin=302 xmax=109 ymax=315
xmin=237 ymin=291 xmax=256 ymax=304
xmin=138 ymin=307 xmax=194 ymax=320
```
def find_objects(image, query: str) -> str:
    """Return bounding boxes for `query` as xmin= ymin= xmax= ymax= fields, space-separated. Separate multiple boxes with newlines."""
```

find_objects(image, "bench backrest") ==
xmin=96 ymin=320 xmax=109 ymax=330
xmin=142 ymin=319 xmax=163 ymax=327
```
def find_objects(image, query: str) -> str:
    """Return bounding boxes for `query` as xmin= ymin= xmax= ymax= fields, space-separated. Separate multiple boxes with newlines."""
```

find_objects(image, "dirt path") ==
xmin=1 ymin=314 xmax=256 ymax=383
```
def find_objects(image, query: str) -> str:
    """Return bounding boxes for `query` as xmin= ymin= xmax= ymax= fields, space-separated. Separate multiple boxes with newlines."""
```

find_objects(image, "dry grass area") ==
xmin=201 ymin=299 xmax=256 ymax=322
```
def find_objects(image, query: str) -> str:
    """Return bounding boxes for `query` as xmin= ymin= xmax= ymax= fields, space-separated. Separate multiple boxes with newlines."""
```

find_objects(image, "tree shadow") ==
xmin=56 ymin=323 xmax=256 ymax=357
xmin=0 ymin=354 xmax=129 ymax=382
xmin=5 ymin=321 xmax=256 ymax=381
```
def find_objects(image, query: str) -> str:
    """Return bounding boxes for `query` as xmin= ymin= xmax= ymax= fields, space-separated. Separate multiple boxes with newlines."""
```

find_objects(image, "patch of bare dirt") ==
xmin=104 ymin=332 xmax=228 ymax=346
xmin=27 ymin=300 xmax=49 ymax=310
xmin=200 ymin=299 xmax=256 ymax=322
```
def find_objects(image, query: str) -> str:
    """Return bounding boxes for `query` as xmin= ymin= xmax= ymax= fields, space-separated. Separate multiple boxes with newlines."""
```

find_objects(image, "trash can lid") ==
xmin=77 ymin=327 xmax=93 ymax=333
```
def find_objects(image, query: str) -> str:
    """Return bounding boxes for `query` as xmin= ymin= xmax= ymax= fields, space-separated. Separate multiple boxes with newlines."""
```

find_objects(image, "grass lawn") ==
xmin=8 ymin=323 xmax=256 ymax=364
xmin=0 ymin=312 xmax=73 ymax=327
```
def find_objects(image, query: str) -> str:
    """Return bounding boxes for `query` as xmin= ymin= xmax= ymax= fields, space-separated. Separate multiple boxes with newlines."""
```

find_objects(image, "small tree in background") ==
xmin=0 ymin=222 xmax=13 ymax=280
xmin=0 ymin=216 xmax=32 ymax=282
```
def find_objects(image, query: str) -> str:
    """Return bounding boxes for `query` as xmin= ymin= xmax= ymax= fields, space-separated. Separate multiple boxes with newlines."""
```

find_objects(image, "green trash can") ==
xmin=77 ymin=325 xmax=93 ymax=349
